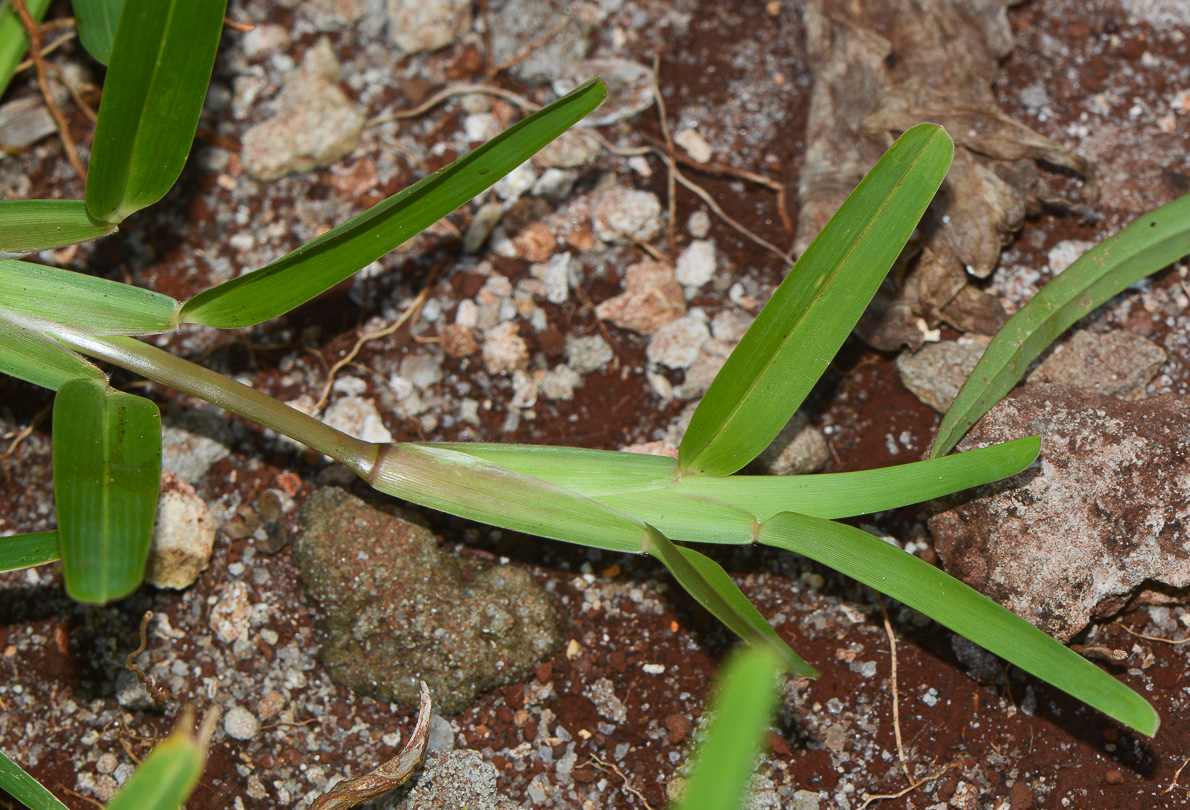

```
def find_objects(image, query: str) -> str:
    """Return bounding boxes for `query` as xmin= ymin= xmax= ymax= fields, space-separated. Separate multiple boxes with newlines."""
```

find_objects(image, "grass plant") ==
xmin=2 ymin=0 xmax=1188 ymax=805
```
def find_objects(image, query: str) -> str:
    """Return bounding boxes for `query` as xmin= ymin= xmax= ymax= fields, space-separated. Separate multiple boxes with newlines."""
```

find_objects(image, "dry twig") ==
xmin=10 ymin=0 xmax=86 ymax=179
xmin=310 ymin=681 xmax=433 ymax=810
xmin=1116 ymin=621 xmax=1190 ymax=645
xmin=1162 ymin=757 xmax=1190 ymax=795
xmin=125 ymin=611 xmax=173 ymax=706
xmin=311 ymin=261 xmax=443 ymax=412
xmin=651 ymin=54 xmax=678 ymax=259
xmin=877 ymin=596 xmax=910 ymax=782
xmin=586 ymin=754 xmax=656 ymax=810
xmin=857 ymin=763 xmax=952 ymax=810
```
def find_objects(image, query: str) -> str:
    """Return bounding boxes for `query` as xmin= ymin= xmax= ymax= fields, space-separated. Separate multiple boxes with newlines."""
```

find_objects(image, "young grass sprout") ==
xmin=5 ymin=0 xmax=1190 ymax=804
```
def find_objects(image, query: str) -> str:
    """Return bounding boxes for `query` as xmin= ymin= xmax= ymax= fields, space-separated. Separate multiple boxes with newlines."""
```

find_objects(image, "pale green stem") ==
xmin=57 ymin=333 xmax=378 ymax=477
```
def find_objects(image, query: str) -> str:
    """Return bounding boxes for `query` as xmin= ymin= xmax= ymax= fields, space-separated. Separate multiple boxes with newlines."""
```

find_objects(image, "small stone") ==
xmin=209 ymin=581 xmax=253 ymax=644
xmin=464 ymin=202 xmax=506 ymax=253
xmin=512 ymin=222 xmax=556 ymax=262
xmin=823 ymin=723 xmax=848 ymax=753
xmin=949 ymin=781 xmax=979 ymax=810
xmin=482 ymin=322 xmax=530 ymax=374
xmin=145 ymin=472 xmax=216 ymax=590
xmin=439 ymin=323 xmax=479 ymax=358
xmin=160 ymin=409 xmax=232 ymax=484
xmin=752 ymin=411 xmax=831 ymax=474
xmin=1047 ymin=240 xmax=1095 ymax=273
xmin=115 ymin=668 xmax=154 ymax=710
xmin=532 ymin=129 xmax=601 ymax=169
xmin=533 ymin=251 xmax=571 ymax=304
xmin=674 ymin=239 xmax=717 ymax=288
xmin=387 ymin=0 xmax=471 ymax=54
xmin=1105 ymin=769 xmax=1125 ymax=785
xmin=1027 ymin=329 xmax=1165 ymax=399
xmin=510 ymin=370 xmax=538 ymax=408
xmin=896 ymin=337 xmax=990 ymax=413
xmin=223 ymin=706 xmax=260 ymax=741
xmin=647 ymin=316 xmax=710 ymax=370
xmin=584 ymin=677 xmax=627 ymax=724
xmin=564 ymin=334 xmax=614 ymax=375
xmin=241 ymin=24 xmax=291 ymax=58
xmin=322 ymin=396 xmax=394 ymax=444
xmin=426 ymin=714 xmax=455 ymax=754
xmin=593 ymin=188 xmax=663 ymax=244
xmin=687 ymin=210 xmax=712 ymax=239
xmin=595 ymin=261 xmax=686 ymax=334
xmin=674 ymin=128 xmax=713 ymax=163
xmin=1008 ymin=780 xmax=1032 ymax=810
xmin=540 ymin=365 xmax=582 ymax=400
xmin=664 ymin=713 xmax=690 ymax=743
xmin=242 ymin=39 xmax=365 ymax=180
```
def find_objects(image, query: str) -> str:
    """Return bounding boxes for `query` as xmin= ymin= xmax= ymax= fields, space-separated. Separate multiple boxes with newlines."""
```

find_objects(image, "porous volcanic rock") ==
xmin=293 ymin=488 xmax=560 ymax=713
xmin=929 ymin=384 xmax=1190 ymax=641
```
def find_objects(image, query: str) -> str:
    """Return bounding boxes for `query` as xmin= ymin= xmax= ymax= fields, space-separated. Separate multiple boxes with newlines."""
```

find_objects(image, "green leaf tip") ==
xmin=679 ymin=123 xmax=954 ymax=476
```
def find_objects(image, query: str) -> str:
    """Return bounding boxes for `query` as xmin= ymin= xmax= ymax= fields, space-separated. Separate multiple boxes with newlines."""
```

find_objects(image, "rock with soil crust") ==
xmin=144 ymin=471 xmax=216 ymax=590
xmin=293 ymin=488 xmax=561 ymax=713
xmin=928 ymin=384 xmax=1190 ymax=641
xmin=750 ymin=411 xmax=831 ymax=476
xmin=395 ymin=749 xmax=517 ymax=809
xmin=241 ymin=39 xmax=366 ymax=181
xmin=592 ymin=187 xmax=663 ymax=245
xmin=895 ymin=336 xmax=991 ymax=413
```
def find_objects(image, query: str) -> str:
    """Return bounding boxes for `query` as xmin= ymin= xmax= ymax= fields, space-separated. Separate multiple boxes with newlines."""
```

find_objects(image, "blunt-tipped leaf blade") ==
xmin=932 ymin=192 xmax=1190 ymax=458
xmin=0 ymin=200 xmax=116 ymax=258
xmin=0 ymin=530 xmax=60 ymax=572
xmin=73 ymin=0 xmax=125 ymax=65
xmin=759 ymin=513 xmax=1159 ymax=735
xmin=105 ymin=710 xmax=207 ymax=810
xmin=53 ymin=379 xmax=161 ymax=603
xmin=85 ymin=0 xmax=227 ymax=223
xmin=368 ymin=442 xmax=651 ymax=553
xmin=0 ymin=260 xmax=179 ymax=335
xmin=0 ymin=0 xmax=51 ymax=98
xmin=647 ymin=528 xmax=817 ymax=677
xmin=180 ymin=78 xmax=607 ymax=328
xmin=673 ymin=647 xmax=783 ymax=810
xmin=679 ymin=124 xmax=954 ymax=476
xmin=0 ymin=749 xmax=69 ymax=810
xmin=0 ymin=314 xmax=105 ymax=390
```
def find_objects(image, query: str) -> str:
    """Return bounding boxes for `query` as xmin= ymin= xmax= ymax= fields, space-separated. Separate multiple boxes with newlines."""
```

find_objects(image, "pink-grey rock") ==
xmin=387 ymin=0 xmax=471 ymax=54
xmin=1027 ymin=329 xmax=1165 ymax=399
xmin=482 ymin=322 xmax=529 ymax=374
xmin=675 ymin=239 xmax=717 ymax=289
xmin=896 ymin=337 xmax=990 ymax=413
xmin=929 ymin=384 xmax=1190 ymax=641
xmin=241 ymin=39 xmax=365 ymax=181
xmin=145 ymin=472 xmax=215 ymax=590
xmin=647 ymin=316 xmax=709 ymax=370
xmin=595 ymin=261 xmax=685 ymax=334
xmin=531 ymin=129 xmax=600 ymax=169
xmin=593 ymin=187 xmax=663 ymax=244
xmin=751 ymin=411 xmax=831 ymax=475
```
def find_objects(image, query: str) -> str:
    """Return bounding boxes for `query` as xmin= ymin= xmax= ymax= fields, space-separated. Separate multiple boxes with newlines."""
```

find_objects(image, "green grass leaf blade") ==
xmin=368 ymin=442 xmax=651 ymax=553
xmin=0 ymin=314 xmax=105 ymax=390
xmin=105 ymin=710 xmax=206 ymax=810
xmin=85 ymin=0 xmax=227 ymax=223
xmin=679 ymin=124 xmax=954 ymax=477
xmin=932 ymin=191 xmax=1190 ymax=458
xmin=431 ymin=443 xmax=678 ymax=495
xmin=675 ymin=436 xmax=1041 ymax=523
xmin=0 ymin=0 xmax=51 ymax=98
xmin=759 ymin=513 xmax=1159 ymax=735
xmin=0 ymin=260 xmax=179 ymax=335
xmin=648 ymin=529 xmax=818 ymax=677
xmin=672 ymin=647 xmax=783 ymax=810
xmin=0 ymin=200 xmax=117 ymax=257
xmin=0 ymin=749 xmax=69 ymax=810
xmin=73 ymin=0 xmax=125 ymax=65
xmin=53 ymin=379 xmax=162 ymax=604
xmin=180 ymin=78 xmax=608 ymax=328
xmin=0 ymin=530 xmax=60 ymax=572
